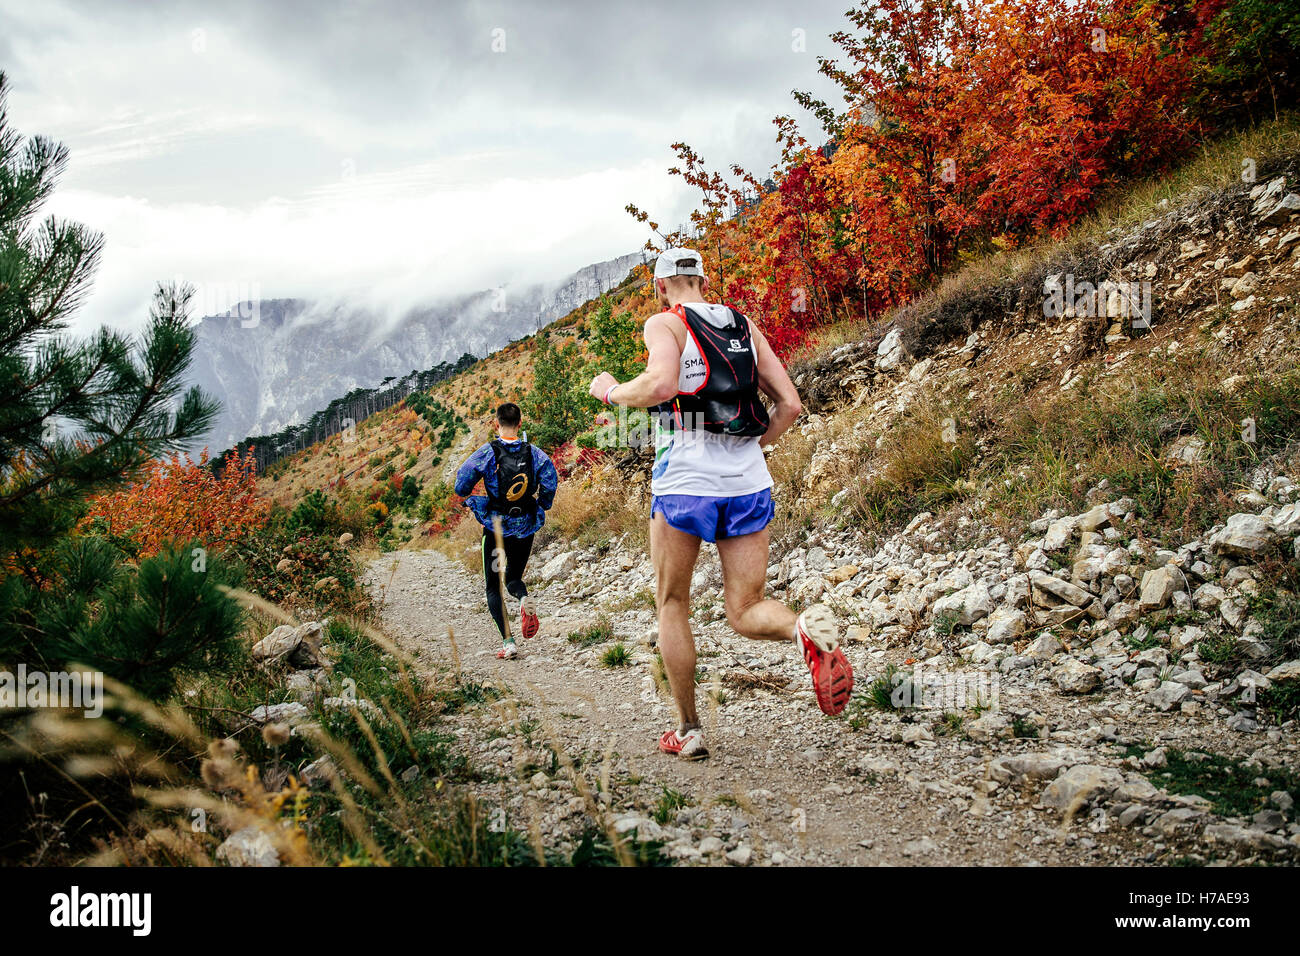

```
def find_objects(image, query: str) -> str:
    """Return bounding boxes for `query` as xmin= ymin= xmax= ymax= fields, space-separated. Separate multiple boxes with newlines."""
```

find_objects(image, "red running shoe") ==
xmin=795 ymin=605 xmax=853 ymax=716
xmin=658 ymin=727 xmax=708 ymax=761
xmin=520 ymin=595 xmax=540 ymax=640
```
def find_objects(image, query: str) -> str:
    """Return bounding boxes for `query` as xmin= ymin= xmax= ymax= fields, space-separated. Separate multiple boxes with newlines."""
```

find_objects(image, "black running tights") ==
xmin=482 ymin=530 xmax=533 ymax=639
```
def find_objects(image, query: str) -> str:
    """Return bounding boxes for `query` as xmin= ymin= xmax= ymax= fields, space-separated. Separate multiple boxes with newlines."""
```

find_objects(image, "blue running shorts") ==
xmin=650 ymin=489 xmax=774 ymax=543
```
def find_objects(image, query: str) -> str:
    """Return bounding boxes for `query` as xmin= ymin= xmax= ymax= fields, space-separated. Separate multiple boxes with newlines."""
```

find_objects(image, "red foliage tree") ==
xmin=80 ymin=448 xmax=269 ymax=557
xmin=627 ymin=0 xmax=1221 ymax=356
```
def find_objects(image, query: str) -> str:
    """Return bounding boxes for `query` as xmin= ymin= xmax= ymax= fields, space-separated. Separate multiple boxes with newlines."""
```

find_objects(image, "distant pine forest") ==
xmin=215 ymin=352 xmax=478 ymax=474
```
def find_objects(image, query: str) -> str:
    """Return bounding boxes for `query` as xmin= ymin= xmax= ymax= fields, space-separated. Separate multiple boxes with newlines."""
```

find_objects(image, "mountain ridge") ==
xmin=189 ymin=250 xmax=645 ymax=454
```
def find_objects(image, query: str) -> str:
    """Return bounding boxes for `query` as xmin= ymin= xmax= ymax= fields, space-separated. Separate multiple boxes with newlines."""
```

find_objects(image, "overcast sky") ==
xmin=0 ymin=0 xmax=851 ymax=335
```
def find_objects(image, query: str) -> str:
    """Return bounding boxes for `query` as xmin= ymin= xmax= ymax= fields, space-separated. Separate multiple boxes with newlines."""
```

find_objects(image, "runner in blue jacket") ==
xmin=454 ymin=402 xmax=558 ymax=658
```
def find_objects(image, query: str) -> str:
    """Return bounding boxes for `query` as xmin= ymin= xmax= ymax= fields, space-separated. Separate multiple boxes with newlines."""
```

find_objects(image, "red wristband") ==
xmin=603 ymin=384 xmax=617 ymax=405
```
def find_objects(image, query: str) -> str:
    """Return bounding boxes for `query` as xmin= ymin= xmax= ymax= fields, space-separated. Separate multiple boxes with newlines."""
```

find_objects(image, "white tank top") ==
xmin=650 ymin=303 xmax=773 ymax=498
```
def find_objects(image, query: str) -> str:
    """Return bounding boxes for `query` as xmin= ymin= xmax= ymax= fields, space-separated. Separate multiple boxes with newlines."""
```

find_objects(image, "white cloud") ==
xmin=4 ymin=0 xmax=847 ymax=335
xmin=49 ymin=158 xmax=685 ymax=335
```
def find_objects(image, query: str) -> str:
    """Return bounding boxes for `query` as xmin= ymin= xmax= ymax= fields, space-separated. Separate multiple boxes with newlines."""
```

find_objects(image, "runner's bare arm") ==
xmin=588 ymin=312 xmax=680 ymax=408
xmin=749 ymin=319 xmax=802 ymax=447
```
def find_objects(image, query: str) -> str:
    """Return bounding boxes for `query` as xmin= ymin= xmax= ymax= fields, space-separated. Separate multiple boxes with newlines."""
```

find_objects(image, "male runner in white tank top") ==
xmin=588 ymin=248 xmax=853 ymax=760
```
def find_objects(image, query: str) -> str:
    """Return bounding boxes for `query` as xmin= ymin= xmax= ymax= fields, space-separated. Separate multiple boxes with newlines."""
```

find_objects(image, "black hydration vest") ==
xmin=653 ymin=305 xmax=771 ymax=437
xmin=488 ymin=440 xmax=538 ymax=517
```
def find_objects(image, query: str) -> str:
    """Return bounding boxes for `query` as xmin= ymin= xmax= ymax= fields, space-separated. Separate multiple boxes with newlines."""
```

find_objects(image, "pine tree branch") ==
xmin=0 ymin=342 xmax=114 ymax=439
xmin=0 ymin=221 xmax=98 ymax=352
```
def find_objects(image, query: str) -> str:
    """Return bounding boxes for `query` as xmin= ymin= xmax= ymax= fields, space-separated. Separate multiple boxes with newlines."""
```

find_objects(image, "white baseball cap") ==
xmin=654 ymin=247 xmax=705 ymax=280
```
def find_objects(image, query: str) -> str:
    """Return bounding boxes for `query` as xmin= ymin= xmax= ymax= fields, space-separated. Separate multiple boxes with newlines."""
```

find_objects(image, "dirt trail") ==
xmin=364 ymin=548 xmax=1150 ymax=866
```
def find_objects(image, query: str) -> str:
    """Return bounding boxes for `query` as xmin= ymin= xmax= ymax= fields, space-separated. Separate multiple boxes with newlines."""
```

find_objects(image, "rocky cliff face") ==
xmin=188 ymin=251 xmax=644 ymax=453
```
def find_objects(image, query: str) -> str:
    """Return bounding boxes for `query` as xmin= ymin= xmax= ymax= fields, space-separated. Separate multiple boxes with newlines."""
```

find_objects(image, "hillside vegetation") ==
xmin=247 ymin=117 xmax=1300 ymax=869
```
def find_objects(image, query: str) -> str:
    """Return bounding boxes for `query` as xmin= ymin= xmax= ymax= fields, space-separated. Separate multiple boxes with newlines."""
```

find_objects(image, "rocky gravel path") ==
xmin=362 ymin=548 xmax=1183 ymax=866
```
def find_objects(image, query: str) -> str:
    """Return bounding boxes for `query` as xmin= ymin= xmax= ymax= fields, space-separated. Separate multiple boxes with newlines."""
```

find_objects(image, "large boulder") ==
xmin=1075 ymin=504 xmax=1112 ymax=533
xmin=216 ymin=826 xmax=280 ymax=867
xmin=1026 ymin=632 xmax=1063 ymax=661
xmin=1039 ymin=765 xmax=1124 ymax=810
xmin=1071 ymin=555 xmax=1106 ymax=585
xmin=1250 ymin=176 xmax=1286 ymax=216
xmin=1203 ymin=823 xmax=1291 ymax=852
xmin=300 ymin=755 xmax=338 ymax=789
xmin=1139 ymin=566 xmax=1185 ymax=611
xmin=1259 ymin=192 xmax=1300 ymax=226
xmin=252 ymin=624 xmax=302 ymax=661
xmin=251 ymin=621 xmax=324 ymax=668
xmin=1192 ymin=583 xmax=1227 ymax=610
xmin=1004 ymin=574 xmax=1031 ymax=609
xmin=1144 ymin=681 xmax=1190 ymax=712
xmin=1209 ymin=513 xmax=1276 ymax=558
xmin=1220 ymin=598 xmax=1249 ymax=631
xmin=826 ymin=564 xmax=860 ymax=585
xmin=287 ymin=669 xmax=327 ymax=704
xmin=805 ymin=444 xmax=836 ymax=490
xmin=791 ymin=576 xmax=827 ymax=605
xmin=1106 ymin=601 xmax=1141 ymax=627
xmin=1100 ymin=547 xmax=1131 ymax=576
xmin=1041 ymin=517 xmax=1077 ymax=552
xmin=876 ymin=327 xmax=905 ymax=371
xmin=985 ymin=606 xmax=1027 ymax=644
xmin=1265 ymin=660 xmax=1300 ymax=682
xmin=966 ymin=711 xmax=1013 ymax=742
xmin=1165 ymin=434 xmax=1207 ymax=465
xmin=1051 ymin=658 xmax=1102 ymax=694
xmin=1030 ymin=570 xmax=1094 ymax=609
xmin=249 ymin=702 xmax=311 ymax=726
xmin=989 ymin=752 xmax=1072 ymax=784
xmin=1270 ymin=503 xmax=1300 ymax=537
xmin=931 ymin=580 xmax=992 ymax=626
xmin=541 ymin=551 xmax=579 ymax=581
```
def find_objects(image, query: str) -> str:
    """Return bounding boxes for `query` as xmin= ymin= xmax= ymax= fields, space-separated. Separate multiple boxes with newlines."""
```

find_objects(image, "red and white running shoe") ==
xmin=795 ymin=605 xmax=853 ymax=716
xmin=658 ymin=727 xmax=708 ymax=761
xmin=520 ymin=595 xmax=540 ymax=640
xmin=496 ymin=641 xmax=518 ymax=660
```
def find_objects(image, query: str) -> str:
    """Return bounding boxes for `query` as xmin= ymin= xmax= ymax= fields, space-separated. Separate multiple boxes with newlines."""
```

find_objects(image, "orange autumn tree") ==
xmin=628 ymin=0 xmax=1219 ymax=356
xmin=946 ymin=0 xmax=1203 ymax=242
xmin=800 ymin=0 xmax=1207 ymax=287
xmin=81 ymin=447 xmax=269 ymax=557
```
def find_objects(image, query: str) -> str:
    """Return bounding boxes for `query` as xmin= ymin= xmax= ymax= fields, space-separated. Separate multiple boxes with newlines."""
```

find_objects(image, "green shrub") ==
xmin=567 ymin=620 xmax=614 ymax=647
xmin=600 ymin=643 xmax=632 ymax=667
xmin=652 ymin=785 xmax=689 ymax=825
xmin=418 ymin=481 xmax=456 ymax=521
xmin=287 ymin=489 xmax=343 ymax=535
xmin=226 ymin=524 xmax=359 ymax=610
xmin=0 ymin=536 xmax=245 ymax=700
xmin=1250 ymin=573 xmax=1300 ymax=663
xmin=523 ymin=336 xmax=587 ymax=449
xmin=1122 ymin=744 xmax=1300 ymax=820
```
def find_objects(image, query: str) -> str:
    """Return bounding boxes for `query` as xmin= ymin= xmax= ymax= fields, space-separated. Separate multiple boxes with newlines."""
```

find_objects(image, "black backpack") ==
xmin=488 ymin=439 xmax=538 ymax=517
xmin=653 ymin=305 xmax=771 ymax=437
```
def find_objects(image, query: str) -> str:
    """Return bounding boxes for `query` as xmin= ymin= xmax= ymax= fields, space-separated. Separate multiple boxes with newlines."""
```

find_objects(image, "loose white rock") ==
xmin=216 ymin=826 xmax=280 ymax=867
xmin=1052 ymin=658 xmax=1102 ymax=694
xmin=1039 ymin=766 xmax=1124 ymax=810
